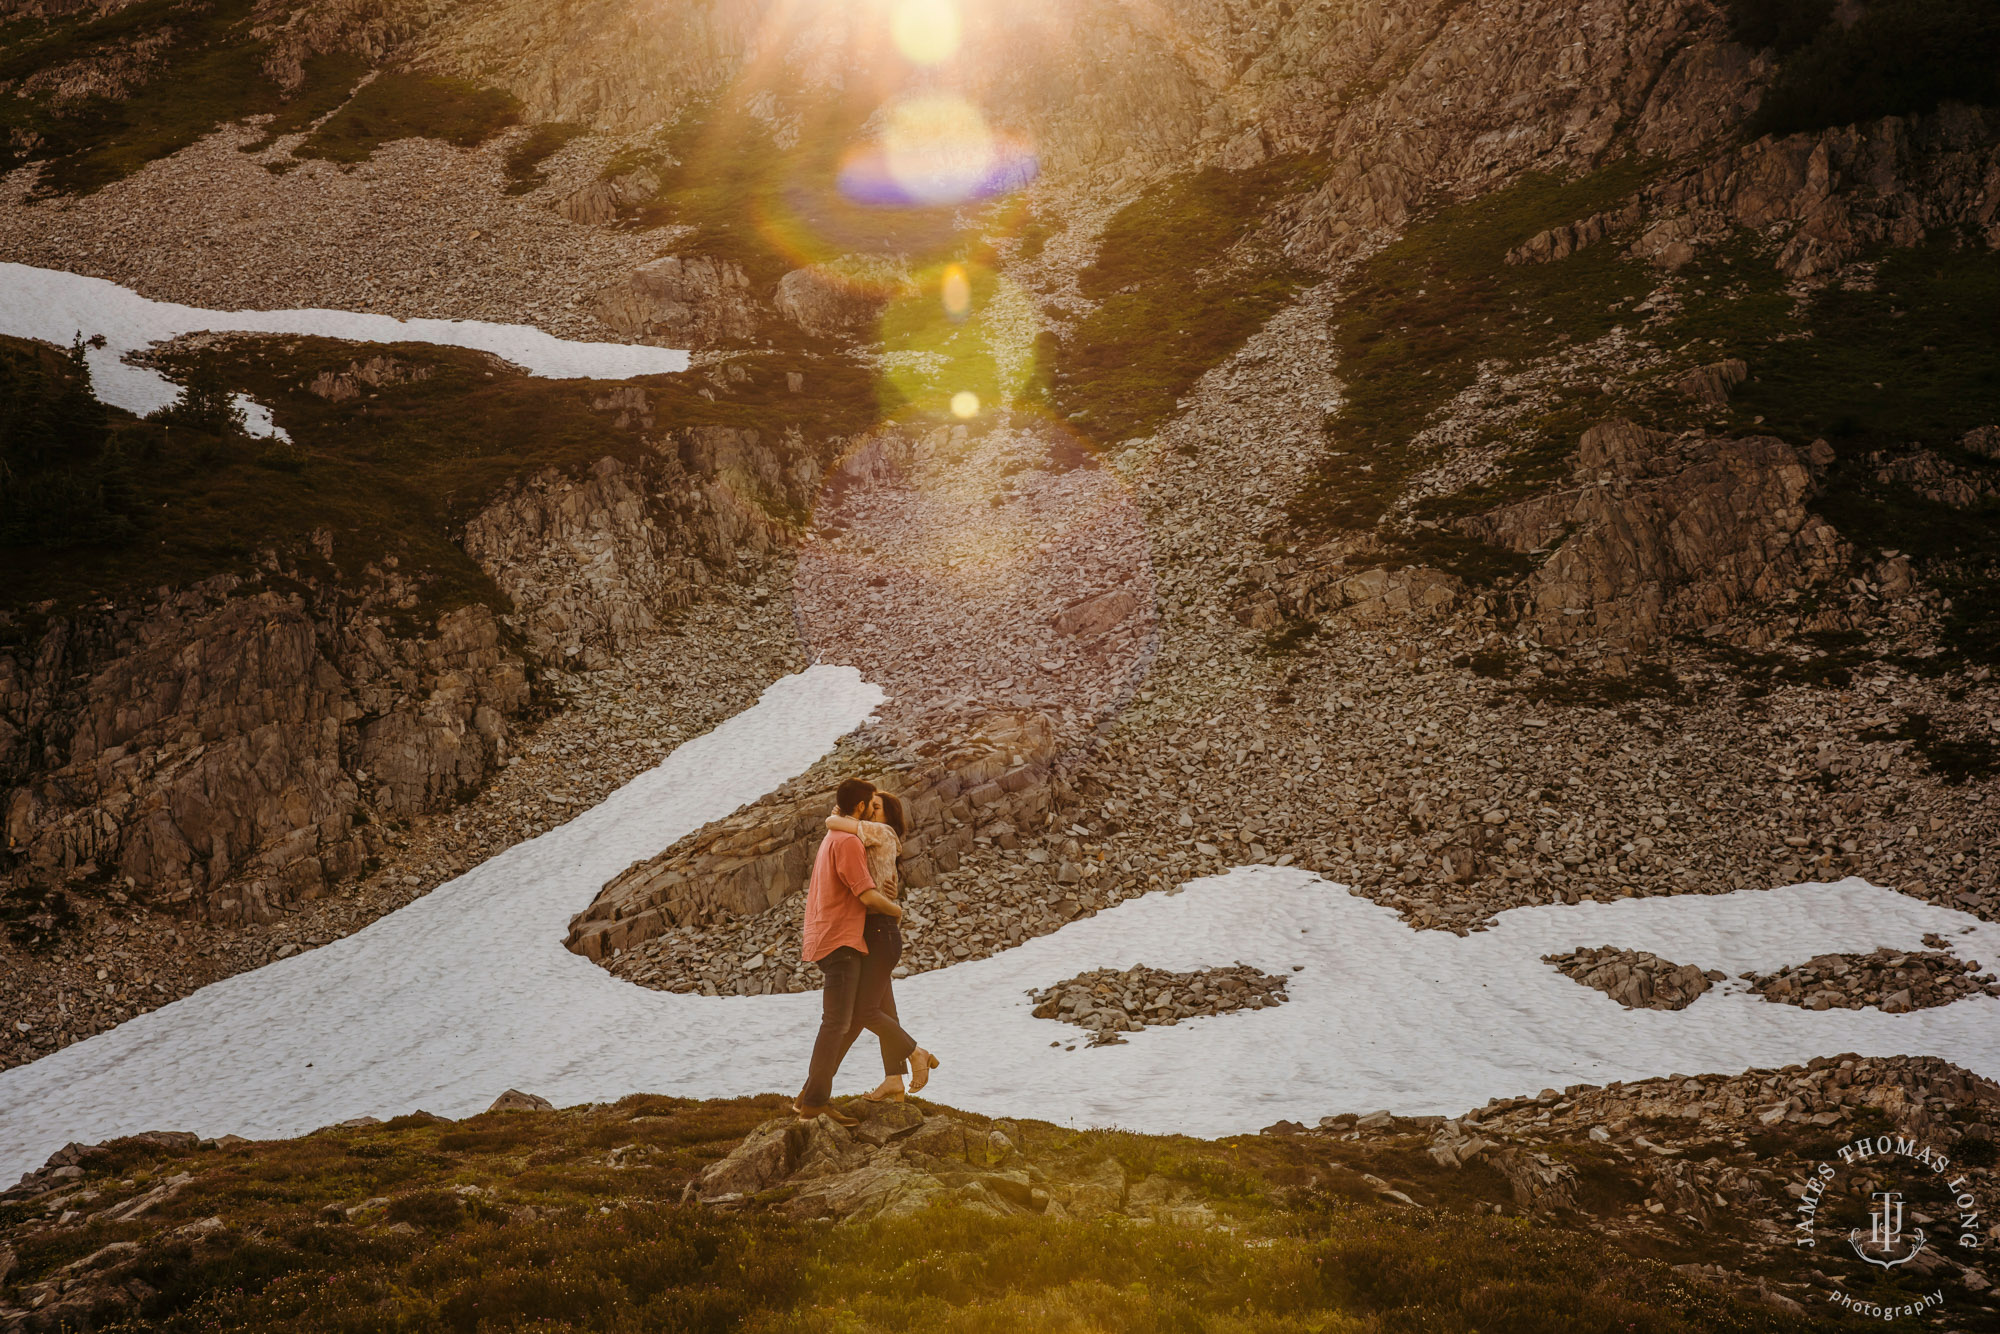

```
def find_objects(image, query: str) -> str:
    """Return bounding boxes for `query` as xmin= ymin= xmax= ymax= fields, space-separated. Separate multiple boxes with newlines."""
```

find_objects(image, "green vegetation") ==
xmin=0 ymin=1098 xmax=1826 ymax=1333
xmin=295 ymin=72 xmax=521 ymax=164
xmin=1729 ymin=0 xmax=2000 ymax=136
xmin=0 ymin=0 xmax=524 ymax=191
xmin=598 ymin=93 xmax=1021 ymax=420
xmin=1280 ymin=145 xmax=2000 ymax=673
xmin=1678 ymin=242 xmax=2000 ymax=452
xmin=0 ymin=335 xmax=133 ymax=547
xmin=238 ymin=52 xmax=372 ymax=154
xmin=877 ymin=261 xmax=1007 ymax=419
xmin=1668 ymin=239 xmax=2000 ymax=667
xmin=150 ymin=355 xmax=247 ymax=437
xmin=608 ymin=95 xmax=967 ymax=295
xmin=1288 ymin=157 xmax=1660 ymax=536
xmin=1044 ymin=156 xmax=1326 ymax=445
xmin=0 ymin=331 xmax=871 ymax=631
xmin=503 ymin=121 xmax=588 ymax=194
xmin=0 ymin=0 xmax=330 ymax=193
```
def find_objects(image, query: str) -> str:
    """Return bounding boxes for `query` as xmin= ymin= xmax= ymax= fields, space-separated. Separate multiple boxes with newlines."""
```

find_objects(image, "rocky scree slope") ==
xmin=583 ymin=0 xmax=2000 ymax=1003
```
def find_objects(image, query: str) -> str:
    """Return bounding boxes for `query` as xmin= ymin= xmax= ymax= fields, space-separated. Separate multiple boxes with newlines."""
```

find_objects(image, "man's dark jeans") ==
xmin=798 ymin=922 xmax=917 ymax=1107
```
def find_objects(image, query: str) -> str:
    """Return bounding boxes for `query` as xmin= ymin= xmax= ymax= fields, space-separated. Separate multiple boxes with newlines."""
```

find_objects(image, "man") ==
xmin=795 ymin=776 xmax=907 ymax=1123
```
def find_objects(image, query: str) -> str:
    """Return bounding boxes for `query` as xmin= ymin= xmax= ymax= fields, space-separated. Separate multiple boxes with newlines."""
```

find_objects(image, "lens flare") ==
xmin=941 ymin=263 xmax=971 ymax=318
xmin=886 ymin=95 xmax=992 ymax=206
xmin=838 ymin=94 xmax=1037 ymax=208
xmin=891 ymin=0 xmax=960 ymax=66
xmin=950 ymin=389 xmax=980 ymax=418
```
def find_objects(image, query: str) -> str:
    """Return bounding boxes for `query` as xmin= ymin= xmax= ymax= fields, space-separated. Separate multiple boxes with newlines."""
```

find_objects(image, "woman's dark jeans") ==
xmin=797 ymin=916 xmax=918 ymax=1106
xmin=851 ymin=914 xmax=915 ymax=1077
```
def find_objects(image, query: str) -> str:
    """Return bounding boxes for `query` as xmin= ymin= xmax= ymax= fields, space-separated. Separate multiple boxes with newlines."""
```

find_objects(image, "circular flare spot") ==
xmin=950 ymin=390 xmax=981 ymax=418
xmin=884 ymin=95 xmax=995 ymax=207
xmin=891 ymin=0 xmax=961 ymax=66
xmin=941 ymin=263 xmax=972 ymax=318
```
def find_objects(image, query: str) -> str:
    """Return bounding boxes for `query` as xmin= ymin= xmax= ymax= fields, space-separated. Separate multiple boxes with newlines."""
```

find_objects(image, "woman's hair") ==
xmin=877 ymin=791 xmax=907 ymax=841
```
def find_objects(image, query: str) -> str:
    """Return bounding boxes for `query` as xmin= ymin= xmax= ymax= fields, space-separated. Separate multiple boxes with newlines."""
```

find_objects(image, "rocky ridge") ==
xmin=0 ymin=570 xmax=804 ymax=1072
xmin=1294 ymin=1053 xmax=2000 ymax=1312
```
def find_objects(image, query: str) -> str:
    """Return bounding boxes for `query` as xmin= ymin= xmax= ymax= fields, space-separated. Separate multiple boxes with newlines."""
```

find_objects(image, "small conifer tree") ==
xmin=155 ymin=355 xmax=246 ymax=436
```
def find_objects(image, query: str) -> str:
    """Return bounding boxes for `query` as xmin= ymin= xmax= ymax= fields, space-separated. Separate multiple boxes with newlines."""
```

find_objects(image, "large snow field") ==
xmin=4 ymin=664 xmax=1998 ymax=1180
xmin=0 ymin=262 xmax=690 ymax=438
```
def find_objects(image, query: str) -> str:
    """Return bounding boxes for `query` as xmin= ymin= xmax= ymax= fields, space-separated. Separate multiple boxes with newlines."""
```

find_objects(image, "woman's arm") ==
xmin=827 ymin=813 xmax=895 ymax=848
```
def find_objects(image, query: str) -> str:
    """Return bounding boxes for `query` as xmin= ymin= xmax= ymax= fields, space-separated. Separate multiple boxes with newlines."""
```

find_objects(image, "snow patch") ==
xmin=0 ymin=262 xmax=689 ymax=439
xmin=2 ymin=664 xmax=1997 ymax=1178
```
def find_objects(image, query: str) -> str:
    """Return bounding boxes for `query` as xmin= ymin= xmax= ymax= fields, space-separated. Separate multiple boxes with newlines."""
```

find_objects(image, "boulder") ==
xmin=773 ymin=260 xmax=914 ymax=337
xmin=1053 ymin=589 xmax=1141 ymax=639
xmin=487 ymin=1089 xmax=554 ymax=1113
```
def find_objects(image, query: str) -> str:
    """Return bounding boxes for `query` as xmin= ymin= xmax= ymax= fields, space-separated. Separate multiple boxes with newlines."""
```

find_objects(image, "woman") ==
xmin=827 ymin=790 xmax=939 ymax=1100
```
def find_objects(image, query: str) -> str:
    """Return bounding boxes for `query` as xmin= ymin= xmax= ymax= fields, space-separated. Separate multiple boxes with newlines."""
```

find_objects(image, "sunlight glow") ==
xmin=885 ymin=95 xmax=994 ymax=205
xmin=838 ymin=94 xmax=1035 ymax=207
xmin=941 ymin=263 xmax=972 ymax=318
xmin=950 ymin=389 xmax=980 ymax=418
xmin=891 ymin=0 xmax=961 ymax=66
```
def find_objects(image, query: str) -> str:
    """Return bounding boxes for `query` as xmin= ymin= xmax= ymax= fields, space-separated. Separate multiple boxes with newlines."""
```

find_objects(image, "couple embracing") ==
xmin=794 ymin=776 xmax=940 ymax=1123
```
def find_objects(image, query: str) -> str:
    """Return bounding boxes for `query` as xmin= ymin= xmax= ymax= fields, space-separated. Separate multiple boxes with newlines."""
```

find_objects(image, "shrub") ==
xmin=1735 ymin=0 xmax=2000 ymax=136
xmin=152 ymin=356 xmax=247 ymax=437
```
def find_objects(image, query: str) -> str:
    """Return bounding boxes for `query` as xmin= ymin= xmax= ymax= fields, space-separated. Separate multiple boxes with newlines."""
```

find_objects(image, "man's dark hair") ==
xmin=835 ymin=777 xmax=876 ymax=816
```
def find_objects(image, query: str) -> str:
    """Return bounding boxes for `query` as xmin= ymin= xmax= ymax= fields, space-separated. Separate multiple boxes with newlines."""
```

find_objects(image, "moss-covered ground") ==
xmin=1286 ymin=157 xmax=1662 ymax=537
xmin=293 ymin=73 xmax=521 ymax=166
xmin=0 ymin=0 xmax=530 ymax=192
xmin=0 ymin=1097 xmax=1839 ymax=1333
xmin=1040 ymin=156 xmax=1327 ymax=446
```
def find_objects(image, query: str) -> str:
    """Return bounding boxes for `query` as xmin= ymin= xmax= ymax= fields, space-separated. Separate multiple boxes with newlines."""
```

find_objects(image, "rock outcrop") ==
xmin=690 ymin=1101 xmax=1213 ymax=1225
xmin=771 ymin=260 xmax=913 ymax=338
xmin=568 ymin=708 xmax=1059 ymax=960
xmin=1029 ymin=962 xmax=1292 ymax=1044
xmin=1544 ymin=946 xmax=1720 ymax=1011
xmin=3 ymin=422 xmax=823 ymax=924
xmin=1639 ymin=104 xmax=2000 ymax=278
xmin=591 ymin=255 xmax=762 ymax=346
xmin=1744 ymin=947 xmax=2000 ymax=1013
xmin=462 ymin=434 xmax=803 ymax=669
xmin=1460 ymin=420 xmax=1848 ymax=650
xmin=0 ymin=577 xmax=521 ymax=924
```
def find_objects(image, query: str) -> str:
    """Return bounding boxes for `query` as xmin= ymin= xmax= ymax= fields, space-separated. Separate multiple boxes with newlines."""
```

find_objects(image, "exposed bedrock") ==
xmin=567 ymin=708 xmax=1063 ymax=961
xmin=1261 ymin=420 xmax=1847 ymax=653
xmin=1 ymin=427 xmax=819 ymax=926
xmin=589 ymin=255 xmax=761 ymax=347
xmin=1462 ymin=420 xmax=1848 ymax=650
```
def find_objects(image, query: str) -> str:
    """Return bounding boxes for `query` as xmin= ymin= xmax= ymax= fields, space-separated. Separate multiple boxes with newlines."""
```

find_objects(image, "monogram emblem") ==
xmin=1849 ymin=1190 xmax=1927 ymax=1269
